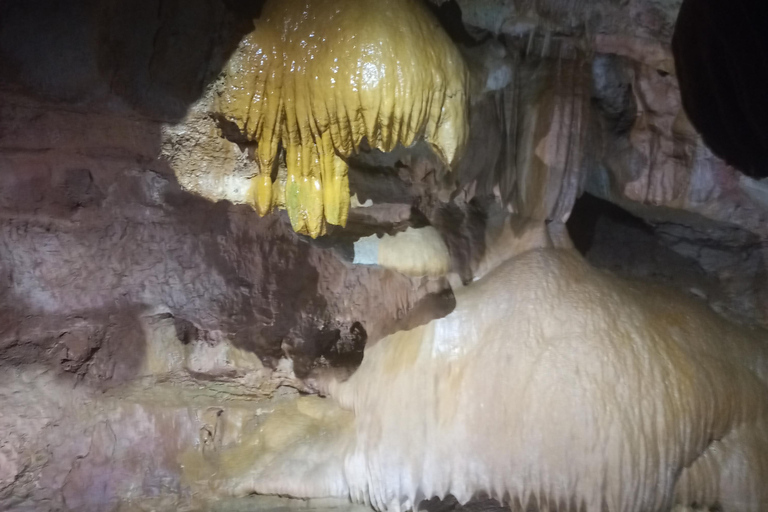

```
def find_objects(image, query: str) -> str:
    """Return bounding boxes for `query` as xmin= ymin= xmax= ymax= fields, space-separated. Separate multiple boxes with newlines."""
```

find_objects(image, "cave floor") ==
xmin=115 ymin=496 xmax=370 ymax=512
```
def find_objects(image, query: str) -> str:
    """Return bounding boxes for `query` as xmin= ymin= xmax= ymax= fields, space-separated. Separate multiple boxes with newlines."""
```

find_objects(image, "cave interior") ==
xmin=1 ymin=0 xmax=768 ymax=511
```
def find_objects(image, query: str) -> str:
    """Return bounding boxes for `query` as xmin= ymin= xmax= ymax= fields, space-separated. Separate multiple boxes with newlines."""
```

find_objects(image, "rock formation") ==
xmin=216 ymin=0 xmax=469 ymax=236
xmin=1 ymin=0 xmax=768 ymax=510
xmin=225 ymin=244 xmax=768 ymax=511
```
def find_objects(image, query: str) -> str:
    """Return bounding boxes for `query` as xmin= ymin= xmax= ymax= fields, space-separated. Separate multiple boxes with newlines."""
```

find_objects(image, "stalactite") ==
xmin=217 ymin=0 xmax=469 ymax=237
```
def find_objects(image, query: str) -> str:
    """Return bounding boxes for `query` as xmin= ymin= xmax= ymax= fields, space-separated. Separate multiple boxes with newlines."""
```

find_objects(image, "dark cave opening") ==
xmin=673 ymin=0 xmax=768 ymax=178
xmin=425 ymin=0 xmax=481 ymax=46
xmin=565 ymin=192 xmax=711 ymax=291
xmin=566 ymin=192 xmax=653 ymax=257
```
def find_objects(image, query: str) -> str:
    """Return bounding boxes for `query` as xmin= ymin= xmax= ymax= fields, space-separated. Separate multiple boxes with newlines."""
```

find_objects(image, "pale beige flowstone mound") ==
xmin=195 ymin=246 xmax=768 ymax=511
xmin=216 ymin=0 xmax=469 ymax=237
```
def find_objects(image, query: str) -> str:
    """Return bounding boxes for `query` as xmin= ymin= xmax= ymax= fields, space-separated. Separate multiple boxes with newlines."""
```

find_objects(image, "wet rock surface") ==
xmin=0 ymin=89 xmax=447 ymax=381
xmin=1 ymin=0 xmax=768 ymax=510
xmin=0 ymin=2 xmax=451 ymax=509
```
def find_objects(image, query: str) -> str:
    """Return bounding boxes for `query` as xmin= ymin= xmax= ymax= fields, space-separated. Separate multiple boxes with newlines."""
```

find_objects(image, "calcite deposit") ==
xmin=216 ymin=0 xmax=469 ymax=237
xmin=2 ymin=0 xmax=768 ymax=510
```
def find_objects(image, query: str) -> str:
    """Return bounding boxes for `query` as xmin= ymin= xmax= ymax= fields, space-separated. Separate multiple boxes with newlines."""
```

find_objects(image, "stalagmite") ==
xmin=217 ymin=0 xmax=469 ymax=237
xmin=202 ymin=225 xmax=768 ymax=511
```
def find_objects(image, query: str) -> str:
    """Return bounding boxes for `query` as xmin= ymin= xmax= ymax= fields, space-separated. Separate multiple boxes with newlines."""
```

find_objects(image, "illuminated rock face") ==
xmin=219 ymin=247 xmax=768 ymax=512
xmin=216 ymin=0 xmax=469 ymax=237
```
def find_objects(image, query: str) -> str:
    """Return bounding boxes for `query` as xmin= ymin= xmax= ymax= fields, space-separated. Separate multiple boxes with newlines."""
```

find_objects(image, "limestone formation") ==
xmin=3 ymin=0 xmax=768 ymax=510
xmin=224 ymin=245 xmax=768 ymax=511
xmin=217 ymin=0 xmax=469 ymax=237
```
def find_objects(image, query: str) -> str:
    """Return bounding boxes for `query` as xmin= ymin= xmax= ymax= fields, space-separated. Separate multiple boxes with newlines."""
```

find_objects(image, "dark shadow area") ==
xmin=567 ymin=194 xmax=715 ymax=290
xmin=567 ymin=192 xmax=654 ymax=256
xmin=567 ymin=193 xmax=768 ymax=324
xmin=0 ymin=290 xmax=149 ymax=386
xmin=420 ymin=495 xmax=509 ymax=512
xmin=0 ymin=127 xmax=379 ymax=383
xmin=420 ymin=493 xmax=588 ymax=512
xmin=0 ymin=0 xmax=264 ymax=120
xmin=425 ymin=0 xmax=482 ymax=47
xmin=566 ymin=192 xmax=711 ymax=290
xmin=673 ymin=0 xmax=768 ymax=178
xmin=430 ymin=198 xmax=490 ymax=285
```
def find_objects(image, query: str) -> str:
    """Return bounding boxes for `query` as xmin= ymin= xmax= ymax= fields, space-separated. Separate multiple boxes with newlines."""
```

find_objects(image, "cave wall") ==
xmin=0 ymin=2 xmax=451 ymax=509
xmin=449 ymin=0 xmax=768 ymax=324
xmin=0 ymin=0 xmax=454 ymax=379
xmin=2 ymin=0 xmax=768 ymax=510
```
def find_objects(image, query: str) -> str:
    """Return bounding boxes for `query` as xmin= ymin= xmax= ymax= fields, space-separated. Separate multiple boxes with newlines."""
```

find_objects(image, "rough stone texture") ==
xmin=163 ymin=0 xmax=768 ymax=326
xmin=581 ymin=38 xmax=768 ymax=325
xmin=442 ymin=0 xmax=768 ymax=325
xmin=0 ymin=93 xmax=447 ymax=504
xmin=568 ymin=193 xmax=768 ymax=326
xmin=456 ymin=38 xmax=590 ymax=223
xmin=2 ymin=0 xmax=768 ymax=510
xmin=453 ymin=0 xmax=682 ymax=44
xmin=0 ymin=2 xmax=453 ymax=509
xmin=161 ymin=89 xmax=258 ymax=207
xmin=0 ymin=345 xmax=363 ymax=511
xmin=0 ymin=89 xmax=449 ymax=379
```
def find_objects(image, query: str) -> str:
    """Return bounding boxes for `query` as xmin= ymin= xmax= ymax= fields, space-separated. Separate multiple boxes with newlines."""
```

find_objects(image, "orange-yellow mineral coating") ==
xmin=217 ymin=0 xmax=469 ymax=237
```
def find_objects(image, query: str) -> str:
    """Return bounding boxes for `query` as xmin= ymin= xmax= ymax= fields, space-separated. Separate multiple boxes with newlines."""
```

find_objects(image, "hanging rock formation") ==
xmin=216 ymin=0 xmax=469 ymax=237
